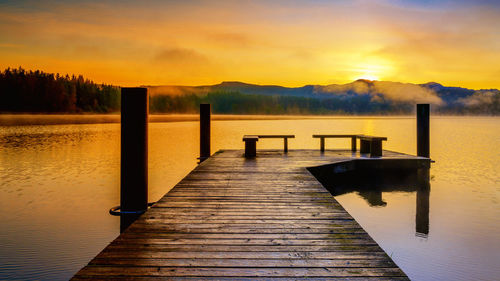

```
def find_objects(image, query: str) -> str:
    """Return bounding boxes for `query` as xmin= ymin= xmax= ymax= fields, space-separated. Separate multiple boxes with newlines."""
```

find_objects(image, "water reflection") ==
xmin=1 ymin=117 xmax=498 ymax=281
xmin=310 ymin=166 xmax=431 ymax=237
xmin=415 ymin=169 xmax=430 ymax=237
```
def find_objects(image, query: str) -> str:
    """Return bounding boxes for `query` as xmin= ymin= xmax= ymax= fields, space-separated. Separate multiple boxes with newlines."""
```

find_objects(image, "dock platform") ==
xmin=72 ymin=149 xmax=429 ymax=280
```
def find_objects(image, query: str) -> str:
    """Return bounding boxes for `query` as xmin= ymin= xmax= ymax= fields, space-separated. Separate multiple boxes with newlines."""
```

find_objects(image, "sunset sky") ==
xmin=0 ymin=0 xmax=499 ymax=89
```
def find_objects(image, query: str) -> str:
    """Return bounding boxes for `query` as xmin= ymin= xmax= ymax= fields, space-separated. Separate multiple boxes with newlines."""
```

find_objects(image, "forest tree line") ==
xmin=149 ymin=91 xmax=414 ymax=114
xmin=0 ymin=67 xmax=120 ymax=113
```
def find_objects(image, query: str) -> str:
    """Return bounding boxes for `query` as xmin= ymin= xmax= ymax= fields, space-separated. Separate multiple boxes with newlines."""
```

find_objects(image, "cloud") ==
xmin=316 ymin=80 xmax=443 ymax=105
xmin=154 ymin=48 xmax=209 ymax=65
xmin=458 ymin=90 xmax=499 ymax=106
xmin=372 ymin=81 xmax=443 ymax=104
xmin=147 ymin=85 xmax=208 ymax=96
xmin=318 ymin=80 xmax=370 ymax=95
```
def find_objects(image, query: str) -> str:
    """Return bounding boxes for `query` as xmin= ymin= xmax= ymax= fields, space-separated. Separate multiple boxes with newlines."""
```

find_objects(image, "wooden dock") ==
xmin=72 ymin=149 xmax=428 ymax=280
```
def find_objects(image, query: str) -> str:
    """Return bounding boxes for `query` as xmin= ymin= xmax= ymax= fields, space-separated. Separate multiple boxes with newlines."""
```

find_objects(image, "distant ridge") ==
xmin=146 ymin=79 xmax=499 ymax=107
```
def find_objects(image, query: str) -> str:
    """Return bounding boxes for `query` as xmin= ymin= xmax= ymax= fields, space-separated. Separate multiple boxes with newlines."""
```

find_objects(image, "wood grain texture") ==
xmin=72 ymin=149 xmax=420 ymax=280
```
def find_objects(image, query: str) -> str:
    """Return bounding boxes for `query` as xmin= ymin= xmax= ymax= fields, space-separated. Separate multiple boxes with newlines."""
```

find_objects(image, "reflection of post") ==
xmin=416 ymin=168 xmax=430 ymax=237
xmin=359 ymin=190 xmax=387 ymax=207
xmin=120 ymin=87 xmax=149 ymax=233
xmin=199 ymin=104 xmax=211 ymax=163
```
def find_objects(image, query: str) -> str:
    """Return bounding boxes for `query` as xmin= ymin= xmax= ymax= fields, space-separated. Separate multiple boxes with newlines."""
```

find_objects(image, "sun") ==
xmin=349 ymin=60 xmax=393 ymax=82
xmin=355 ymin=74 xmax=379 ymax=81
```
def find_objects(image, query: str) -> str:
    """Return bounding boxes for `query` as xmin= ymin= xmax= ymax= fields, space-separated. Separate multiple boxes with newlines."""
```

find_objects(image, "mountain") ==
xmin=147 ymin=81 xmax=315 ymax=97
xmin=146 ymin=80 xmax=500 ymax=115
xmin=147 ymin=80 xmax=500 ymax=114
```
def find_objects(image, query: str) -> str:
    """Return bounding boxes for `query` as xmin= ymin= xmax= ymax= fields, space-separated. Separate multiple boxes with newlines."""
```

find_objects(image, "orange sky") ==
xmin=0 ymin=0 xmax=499 ymax=89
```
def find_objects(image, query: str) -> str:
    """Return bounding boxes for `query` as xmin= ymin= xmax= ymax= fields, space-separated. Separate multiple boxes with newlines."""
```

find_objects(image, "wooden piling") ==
xmin=199 ymin=104 xmax=211 ymax=163
xmin=417 ymin=104 xmax=430 ymax=158
xmin=120 ymin=87 xmax=148 ymax=232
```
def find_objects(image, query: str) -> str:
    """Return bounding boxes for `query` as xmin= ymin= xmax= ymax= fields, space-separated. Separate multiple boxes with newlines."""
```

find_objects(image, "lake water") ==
xmin=0 ymin=116 xmax=499 ymax=280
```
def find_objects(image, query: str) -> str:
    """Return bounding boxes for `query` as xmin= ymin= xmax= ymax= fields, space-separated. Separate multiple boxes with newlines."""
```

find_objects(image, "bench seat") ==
xmin=243 ymin=135 xmax=295 ymax=158
xmin=312 ymin=134 xmax=358 ymax=152
xmin=312 ymin=134 xmax=387 ymax=157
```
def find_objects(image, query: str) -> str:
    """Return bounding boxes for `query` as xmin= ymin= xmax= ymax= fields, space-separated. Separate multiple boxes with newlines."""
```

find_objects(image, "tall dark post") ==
xmin=416 ymin=168 xmax=430 ymax=237
xmin=120 ymin=87 xmax=148 ymax=232
xmin=199 ymin=104 xmax=211 ymax=163
xmin=417 ymin=104 xmax=430 ymax=158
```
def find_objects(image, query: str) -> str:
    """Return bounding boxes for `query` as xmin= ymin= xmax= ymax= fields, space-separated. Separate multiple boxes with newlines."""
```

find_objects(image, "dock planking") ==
xmin=72 ymin=149 xmax=426 ymax=280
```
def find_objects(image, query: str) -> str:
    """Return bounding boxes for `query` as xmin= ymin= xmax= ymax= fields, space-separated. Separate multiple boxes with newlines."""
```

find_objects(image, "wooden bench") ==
xmin=243 ymin=135 xmax=295 ymax=158
xmin=312 ymin=134 xmax=387 ymax=157
xmin=357 ymin=135 xmax=387 ymax=157
xmin=312 ymin=134 xmax=358 ymax=152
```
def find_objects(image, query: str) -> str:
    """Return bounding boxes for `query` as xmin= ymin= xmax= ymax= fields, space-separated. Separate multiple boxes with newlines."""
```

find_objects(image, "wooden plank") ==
xmin=111 ymin=238 xmax=376 ymax=246
xmin=74 ymin=266 xmax=406 ymax=277
xmin=95 ymin=250 xmax=390 ymax=259
xmin=141 ymin=215 xmax=355 ymax=220
xmin=119 ymin=233 xmax=372 ymax=239
xmin=73 ymin=277 xmax=410 ymax=281
xmin=165 ymin=192 xmax=333 ymax=197
xmin=154 ymin=201 xmax=343 ymax=206
xmin=104 ymin=245 xmax=385 ymax=252
xmin=145 ymin=209 xmax=347 ymax=215
xmin=72 ymin=149 xmax=417 ymax=280
xmin=357 ymin=135 xmax=387 ymax=141
xmin=137 ymin=219 xmax=357 ymax=225
xmin=257 ymin=135 xmax=295 ymax=138
xmin=155 ymin=202 xmax=340 ymax=206
xmin=89 ymin=258 xmax=396 ymax=267
xmin=125 ymin=226 xmax=366 ymax=234
xmin=127 ymin=224 xmax=363 ymax=231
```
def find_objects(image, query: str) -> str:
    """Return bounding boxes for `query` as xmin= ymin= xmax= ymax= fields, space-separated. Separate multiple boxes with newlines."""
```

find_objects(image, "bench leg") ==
xmin=320 ymin=138 xmax=325 ymax=152
xmin=284 ymin=138 xmax=288 ymax=153
xmin=360 ymin=140 xmax=371 ymax=153
xmin=244 ymin=140 xmax=257 ymax=158
xmin=351 ymin=137 xmax=357 ymax=152
xmin=370 ymin=140 xmax=382 ymax=157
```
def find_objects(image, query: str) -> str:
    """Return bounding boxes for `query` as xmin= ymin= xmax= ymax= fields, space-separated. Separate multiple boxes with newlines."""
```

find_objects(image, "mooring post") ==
xmin=120 ymin=87 xmax=148 ymax=232
xmin=417 ymin=104 xmax=430 ymax=158
xmin=199 ymin=104 xmax=211 ymax=163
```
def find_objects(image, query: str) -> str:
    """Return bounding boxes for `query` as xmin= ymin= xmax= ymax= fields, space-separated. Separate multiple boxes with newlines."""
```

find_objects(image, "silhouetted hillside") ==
xmin=147 ymin=80 xmax=500 ymax=115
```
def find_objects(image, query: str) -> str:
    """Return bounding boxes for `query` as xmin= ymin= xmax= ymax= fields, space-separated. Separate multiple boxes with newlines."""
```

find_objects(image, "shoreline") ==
xmin=0 ymin=113 xmax=493 ymax=126
xmin=0 ymin=114 xmax=321 ymax=126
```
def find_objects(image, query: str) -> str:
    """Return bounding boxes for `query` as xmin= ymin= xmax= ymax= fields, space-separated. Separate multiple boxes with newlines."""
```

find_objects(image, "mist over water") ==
xmin=0 ymin=116 xmax=499 ymax=280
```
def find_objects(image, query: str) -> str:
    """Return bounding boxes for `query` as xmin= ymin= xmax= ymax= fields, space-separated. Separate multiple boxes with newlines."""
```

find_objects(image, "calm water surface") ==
xmin=0 ymin=116 xmax=499 ymax=280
